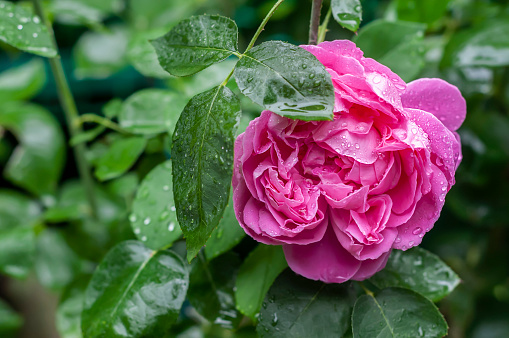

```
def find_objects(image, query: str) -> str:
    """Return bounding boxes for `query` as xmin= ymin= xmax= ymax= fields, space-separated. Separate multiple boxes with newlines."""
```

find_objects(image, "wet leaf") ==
xmin=0 ymin=58 xmax=46 ymax=101
xmin=331 ymin=0 xmax=362 ymax=32
xmin=94 ymin=136 xmax=147 ymax=181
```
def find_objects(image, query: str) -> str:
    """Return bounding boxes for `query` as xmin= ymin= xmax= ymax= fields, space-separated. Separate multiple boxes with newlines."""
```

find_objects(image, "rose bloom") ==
xmin=232 ymin=40 xmax=466 ymax=283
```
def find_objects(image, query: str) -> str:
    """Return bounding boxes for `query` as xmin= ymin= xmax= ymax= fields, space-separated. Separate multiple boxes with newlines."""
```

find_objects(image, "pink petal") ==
xmin=401 ymin=78 xmax=466 ymax=132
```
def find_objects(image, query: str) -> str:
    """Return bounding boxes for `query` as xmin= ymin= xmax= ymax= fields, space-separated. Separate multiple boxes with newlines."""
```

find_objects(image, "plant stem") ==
xmin=317 ymin=5 xmax=332 ymax=44
xmin=308 ymin=0 xmax=323 ymax=45
xmin=359 ymin=282 xmax=375 ymax=297
xmin=78 ymin=114 xmax=130 ymax=134
xmin=244 ymin=0 xmax=285 ymax=53
xmin=32 ymin=0 xmax=98 ymax=218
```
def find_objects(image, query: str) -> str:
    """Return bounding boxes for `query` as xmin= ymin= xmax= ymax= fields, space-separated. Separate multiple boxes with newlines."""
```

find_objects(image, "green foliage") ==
xmin=0 ymin=59 xmax=46 ymax=101
xmin=94 ymin=136 xmax=147 ymax=181
xmin=0 ymin=298 xmax=23 ymax=337
xmin=331 ymin=0 xmax=362 ymax=32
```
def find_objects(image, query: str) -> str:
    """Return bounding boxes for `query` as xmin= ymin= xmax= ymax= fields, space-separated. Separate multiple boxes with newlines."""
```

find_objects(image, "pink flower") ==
xmin=232 ymin=40 xmax=466 ymax=283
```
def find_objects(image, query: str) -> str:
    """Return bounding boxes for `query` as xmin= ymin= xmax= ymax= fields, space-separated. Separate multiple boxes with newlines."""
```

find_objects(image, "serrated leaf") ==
xmin=118 ymin=89 xmax=187 ymax=135
xmin=81 ymin=241 xmax=189 ymax=337
xmin=94 ymin=136 xmax=147 ymax=181
xmin=331 ymin=0 xmax=362 ymax=32
xmin=130 ymin=161 xmax=182 ymax=250
xmin=188 ymin=253 xmax=241 ymax=328
xmin=0 ymin=1 xmax=57 ymax=57
xmin=234 ymin=41 xmax=334 ymax=121
xmin=352 ymin=287 xmax=448 ymax=338
xmin=151 ymin=15 xmax=238 ymax=77
xmin=257 ymin=270 xmax=354 ymax=337
xmin=0 ymin=298 xmax=23 ymax=337
xmin=235 ymin=245 xmax=287 ymax=320
xmin=204 ymin=192 xmax=245 ymax=261
xmin=0 ymin=58 xmax=46 ymax=101
xmin=369 ymin=247 xmax=460 ymax=302
xmin=171 ymin=85 xmax=241 ymax=262
xmin=0 ymin=102 xmax=65 ymax=196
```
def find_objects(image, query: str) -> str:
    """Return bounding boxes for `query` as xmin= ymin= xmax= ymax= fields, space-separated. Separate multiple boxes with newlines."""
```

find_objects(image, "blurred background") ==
xmin=0 ymin=0 xmax=508 ymax=337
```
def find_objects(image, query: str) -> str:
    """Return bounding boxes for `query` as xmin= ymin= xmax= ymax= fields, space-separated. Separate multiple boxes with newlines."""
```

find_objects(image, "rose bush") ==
xmin=232 ymin=40 xmax=466 ymax=283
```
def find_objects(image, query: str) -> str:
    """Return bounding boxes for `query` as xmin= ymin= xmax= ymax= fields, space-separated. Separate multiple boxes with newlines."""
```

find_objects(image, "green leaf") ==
xmin=118 ymin=89 xmax=187 ymax=135
xmin=395 ymin=0 xmax=452 ymax=25
xmin=0 ymin=59 xmax=46 ymax=101
xmin=50 ymin=0 xmax=124 ymax=26
xmin=204 ymin=192 xmax=245 ymax=260
xmin=354 ymin=20 xmax=427 ymax=82
xmin=441 ymin=19 xmax=509 ymax=68
xmin=0 ymin=226 xmax=36 ymax=279
xmin=257 ymin=269 xmax=354 ymax=337
xmin=235 ymin=245 xmax=287 ymax=320
xmin=35 ymin=228 xmax=84 ymax=291
xmin=130 ymin=161 xmax=182 ymax=250
xmin=369 ymin=247 xmax=460 ymax=302
xmin=127 ymin=29 xmax=171 ymax=78
xmin=0 ymin=189 xmax=41 ymax=231
xmin=0 ymin=102 xmax=66 ymax=196
xmin=0 ymin=298 xmax=23 ymax=338
xmin=151 ymin=15 xmax=238 ymax=77
xmin=81 ymin=241 xmax=189 ymax=337
xmin=94 ymin=136 xmax=147 ymax=181
xmin=56 ymin=277 xmax=90 ymax=338
xmin=128 ymin=0 xmax=200 ymax=31
xmin=234 ymin=41 xmax=335 ymax=121
xmin=73 ymin=25 xmax=128 ymax=79
xmin=331 ymin=0 xmax=362 ymax=32
xmin=0 ymin=1 xmax=57 ymax=57
xmin=352 ymin=287 xmax=448 ymax=338
xmin=188 ymin=253 xmax=242 ymax=328
xmin=171 ymin=85 xmax=241 ymax=262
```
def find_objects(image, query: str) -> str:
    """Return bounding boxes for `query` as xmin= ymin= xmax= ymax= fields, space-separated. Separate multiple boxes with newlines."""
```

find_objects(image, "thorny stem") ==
xmin=244 ymin=0 xmax=285 ymax=53
xmin=317 ymin=5 xmax=332 ymax=44
xmin=308 ymin=0 xmax=324 ymax=45
xmin=32 ymin=0 xmax=98 ymax=218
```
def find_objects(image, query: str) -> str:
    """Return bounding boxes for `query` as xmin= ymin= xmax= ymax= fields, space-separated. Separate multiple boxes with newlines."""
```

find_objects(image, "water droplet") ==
xmin=134 ymin=228 xmax=141 ymax=234
xmin=141 ymin=236 xmax=147 ymax=241
xmin=159 ymin=211 xmax=169 ymax=221
xmin=129 ymin=214 xmax=137 ymax=222
xmin=309 ymin=73 xmax=315 ymax=79
xmin=168 ymin=222 xmax=175 ymax=231
xmin=17 ymin=25 xmax=23 ymax=30
xmin=33 ymin=16 xmax=40 ymax=23
xmin=355 ymin=143 xmax=360 ymax=149
xmin=163 ymin=185 xmax=170 ymax=191
xmin=372 ymin=75 xmax=381 ymax=84
xmin=32 ymin=33 xmax=38 ymax=38
xmin=302 ymin=64 xmax=307 ymax=69
xmin=143 ymin=217 xmax=151 ymax=225
xmin=412 ymin=227 xmax=422 ymax=235
xmin=271 ymin=313 xmax=278 ymax=326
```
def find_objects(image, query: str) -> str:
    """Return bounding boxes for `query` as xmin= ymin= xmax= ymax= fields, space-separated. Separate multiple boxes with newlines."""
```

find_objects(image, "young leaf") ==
xmin=0 ymin=59 xmax=46 ymax=102
xmin=151 ymin=15 xmax=238 ymax=77
xmin=369 ymin=247 xmax=460 ymax=302
xmin=81 ymin=241 xmax=189 ymax=337
xmin=331 ymin=0 xmax=362 ymax=32
xmin=234 ymin=41 xmax=334 ymax=121
xmin=94 ymin=136 xmax=147 ymax=181
xmin=352 ymin=287 xmax=448 ymax=338
xmin=130 ymin=161 xmax=182 ymax=250
xmin=0 ymin=1 xmax=57 ymax=57
xmin=171 ymin=85 xmax=241 ymax=262
xmin=118 ymin=89 xmax=187 ymax=135
xmin=188 ymin=253 xmax=242 ymax=328
xmin=204 ymin=192 xmax=245 ymax=260
xmin=235 ymin=245 xmax=287 ymax=320
xmin=257 ymin=270 xmax=354 ymax=337
xmin=0 ymin=102 xmax=65 ymax=196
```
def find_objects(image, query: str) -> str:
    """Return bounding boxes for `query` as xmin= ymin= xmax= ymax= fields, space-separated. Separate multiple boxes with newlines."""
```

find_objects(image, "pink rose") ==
xmin=232 ymin=40 xmax=466 ymax=283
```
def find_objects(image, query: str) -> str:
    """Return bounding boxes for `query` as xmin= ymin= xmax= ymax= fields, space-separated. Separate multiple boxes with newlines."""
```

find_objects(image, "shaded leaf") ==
xmin=152 ymin=15 xmax=238 ymax=77
xmin=0 ymin=226 xmax=35 ymax=279
xmin=395 ymin=0 xmax=452 ymax=25
xmin=94 ymin=136 xmax=147 ymax=181
xmin=0 ymin=1 xmax=57 ymax=57
xmin=235 ymin=245 xmax=287 ymax=320
xmin=257 ymin=269 xmax=354 ymax=337
xmin=127 ymin=29 xmax=171 ymax=78
xmin=50 ymin=0 xmax=124 ymax=26
xmin=0 ymin=58 xmax=46 ymax=101
xmin=352 ymin=287 xmax=447 ymax=338
xmin=369 ymin=247 xmax=460 ymax=302
xmin=331 ymin=0 xmax=362 ymax=32
xmin=234 ymin=41 xmax=334 ymax=121
xmin=171 ymin=85 xmax=241 ymax=262
xmin=130 ymin=161 xmax=182 ymax=250
xmin=81 ymin=241 xmax=189 ymax=337
xmin=56 ymin=277 xmax=90 ymax=338
xmin=0 ymin=298 xmax=23 ymax=338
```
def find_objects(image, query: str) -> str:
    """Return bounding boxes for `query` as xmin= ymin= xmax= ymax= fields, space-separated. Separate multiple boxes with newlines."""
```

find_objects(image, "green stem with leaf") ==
xmin=308 ymin=0 xmax=324 ymax=44
xmin=317 ymin=5 xmax=332 ymax=44
xmin=245 ymin=0 xmax=285 ymax=52
xmin=31 ymin=0 xmax=98 ymax=218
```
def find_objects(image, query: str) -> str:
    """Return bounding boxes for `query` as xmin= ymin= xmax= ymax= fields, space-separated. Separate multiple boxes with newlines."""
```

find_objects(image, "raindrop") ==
xmin=412 ymin=227 xmax=422 ymax=235
xmin=129 ymin=214 xmax=137 ymax=222
xmin=134 ymin=228 xmax=141 ymax=235
xmin=170 ymin=205 xmax=176 ymax=211
xmin=309 ymin=73 xmax=315 ymax=79
xmin=168 ymin=222 xmax=175 ymax=231
xmin=17 ymin=25 xmax=23 ymax=30
xmin=32 ymin=33 xmax=38 ymax=38
xmin=33 ymin=16 xmax=40 ymax=23
xmin=163 ymin=185 xmax=170 ymax=191
xmin=143 ymin=217 xmax=151 ymax=225
xmin=141 ymin=236 xmax=147 ymax=241
xmin=302 ymin=64 xmax=307 ymax=69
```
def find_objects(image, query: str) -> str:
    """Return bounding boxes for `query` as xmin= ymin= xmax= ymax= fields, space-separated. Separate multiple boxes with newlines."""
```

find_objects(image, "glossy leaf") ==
xmin=0 ymin=59 xmax=46 ymax=101
xmin=171 ymin=85 xmax=241 ymax=262
xmin=234 ymin=41 xmax=334 ymax=121
xmin=0 ymin=102 xmax=65 ymax=196
xmin=354 ymin=20 xmax=427 ymax=82
xmin=0 ymin=227 xmax=35 ymax=279
xmin=188 ymin=253 xmax=241 ymax=328
xmin=81 ymin=241 xmax=189 ymax=337
xmin=118 ymin=89 xmax=187 ymax=135
xmin=331 ymin=0 xmax=362 ymax=32
xmin=442 ymin=19 xmax=509 ymax=68
xmin=94 ymin=136 xmax=147 ymax=181
xmin=257 ymin=270 xmax=354 ymax=337
xmin=235 ymin=245 xmax=287 ymax=320
xmin=130 ymin=161 xmax=182 ymax=250
xmin=151 ymin=15 xmax=238 ymax=77
xmin=204 ymin=192 xmax=245 ymax=260
xmin=0 ymin=299 xmax=23 ymax=338
xmin=352 ymin=287 xmax=448 ymax=338
xmin=369 ymin=247 xmax=460 ymax=302
xmin=0 ymin=1 xmax=57 ymax=57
